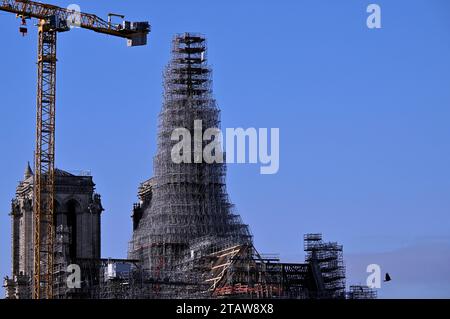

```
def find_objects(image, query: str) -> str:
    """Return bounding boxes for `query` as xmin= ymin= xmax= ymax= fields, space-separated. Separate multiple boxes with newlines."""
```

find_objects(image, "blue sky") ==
xmin=1 ymin=0 xmax=449 ymax=298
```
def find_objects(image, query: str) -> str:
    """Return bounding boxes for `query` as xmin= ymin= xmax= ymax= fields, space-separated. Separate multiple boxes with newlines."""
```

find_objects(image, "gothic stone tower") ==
xmin=128 ymin=33 xmax=251 ymax=275
xmin=4 ymin=164 xmax=103 ymax=299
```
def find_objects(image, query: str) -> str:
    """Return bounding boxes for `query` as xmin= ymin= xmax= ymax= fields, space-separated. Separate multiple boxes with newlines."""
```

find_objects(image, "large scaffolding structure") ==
xmin=128 ymin=33 xmax=252 ymax=275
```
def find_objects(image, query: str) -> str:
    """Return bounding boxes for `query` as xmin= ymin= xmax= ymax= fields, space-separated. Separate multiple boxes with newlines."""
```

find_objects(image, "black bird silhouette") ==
xmin=384 ymin=273 xmax=392 ymax=282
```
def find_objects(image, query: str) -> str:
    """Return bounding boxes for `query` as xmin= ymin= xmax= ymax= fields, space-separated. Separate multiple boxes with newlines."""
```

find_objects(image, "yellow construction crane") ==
xmin=0 ymin=0 xmax=150 ymax=299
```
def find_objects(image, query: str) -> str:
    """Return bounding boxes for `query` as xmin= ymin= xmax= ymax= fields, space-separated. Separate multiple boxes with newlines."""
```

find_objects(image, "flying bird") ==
xmin=384 ymin=273 xmax=392 ymax=282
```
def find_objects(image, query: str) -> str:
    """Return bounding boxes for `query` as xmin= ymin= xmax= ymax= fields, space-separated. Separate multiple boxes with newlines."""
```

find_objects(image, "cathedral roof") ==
xmin=22 ymin=166 xmax=77 ymax=182
xmin=55 ymin=169 xmax=76 ymax=177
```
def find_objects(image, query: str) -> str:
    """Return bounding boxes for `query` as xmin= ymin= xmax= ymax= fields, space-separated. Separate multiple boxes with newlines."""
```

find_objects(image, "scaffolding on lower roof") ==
xmin=304 ymin=234 xmax=346 ymax=299
xmin=78 ymin=234 xmax=363 ymax=300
